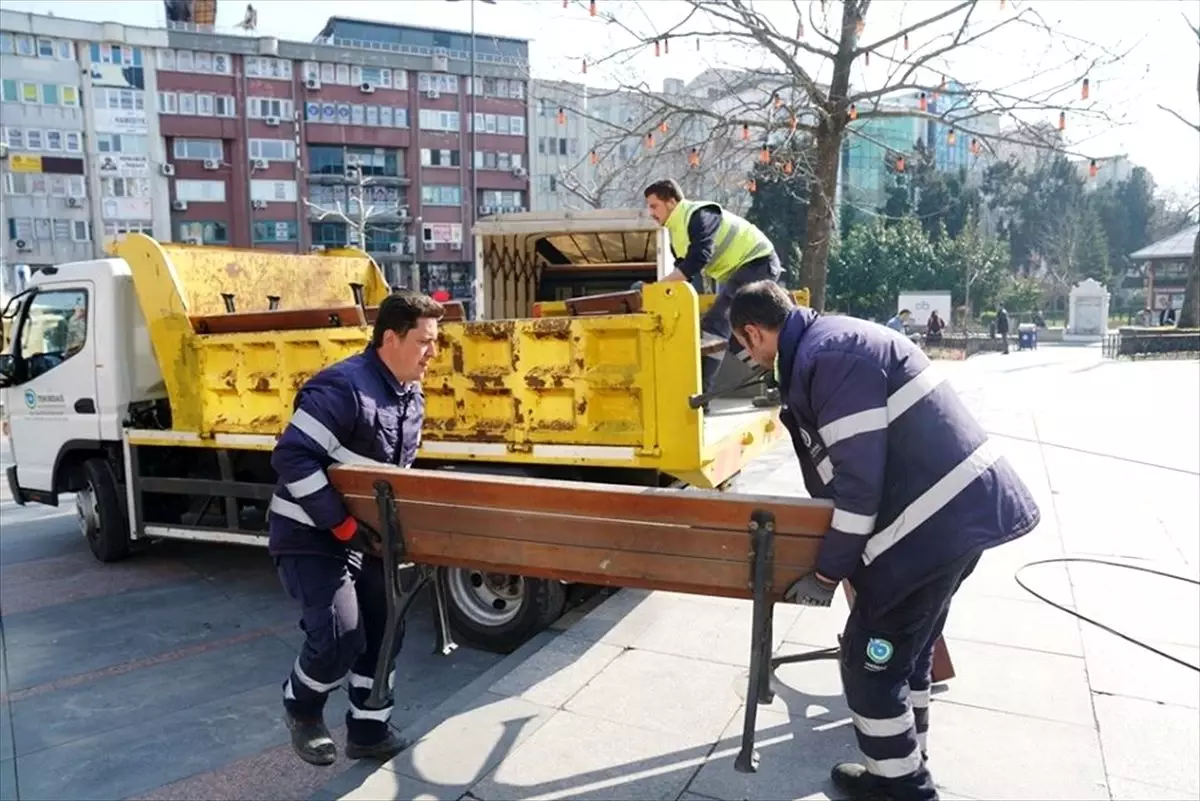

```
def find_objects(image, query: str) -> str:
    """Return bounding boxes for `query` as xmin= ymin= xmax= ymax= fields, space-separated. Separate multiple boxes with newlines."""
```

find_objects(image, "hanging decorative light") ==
xmin=759 ymin=145 xmax=770 ymax=164
xmin=1081 ymin=78 xmax=1090 ymax=100
xmin=563 ymin=0 xmax=568 ymax=7
xmin=654 ymin=39 xmax=660 ymax=57
xmin=589 ymin=0 xmax=596 ymax=16
xmin=783 ymin=160 xmax=794 ymax=176
xmin=658 ymin=120 xmax=668 ymax=133
xmin=557 ymin=107 xmax=566 ymax=125
xmin=789 ymin=113 xmax=798 ymax=131
xmin=904 ymin=33 xmax=909 ymax=51
xmin=746 ymin=179 xmax=757 ymax=193
xmin=1000 ymin=0 xmax=1007 ymax=9
xmin=581 ymin=59 xmax=587 ymax=74
xmin=664 ymin=36 xmax=669 ymax=55
xmin=947 ymin=127 xmax=956 ymax=145
xmin=589 ymin=149 xmax=598 ymax=165
xmin=797 ymin=19 xmax=805 ymax=38
xmin=741 ymin=122 xmax=750 ymax=141
xmin=919 ymin=92 xmax=927 ymax=112
xmin=773 ymin=92 xmax=782 ymax=109
xmin=848 ymin=103 xmax=858 ymax=121
xmin=646 ymin=132 xmax=655 ymax=148
xmin=896 ymin=156 xmax=906 ymax=172
xmin=1058 ymin=111 xmax=1066 ymax=131
xmin=864 ymin=50 xmax=871 ymax=66
xmin=696 ymin=37 xmax=700 ymax=51
xmin=688 ymin=147 xmax=700 ymax=168
xmin=970 ymin=138 xmax=981 ymax=155
xmin=856 ymin=17 xmax=865 ymax=36
xmin=1089 ymin=159 xmax=1098 ymax=178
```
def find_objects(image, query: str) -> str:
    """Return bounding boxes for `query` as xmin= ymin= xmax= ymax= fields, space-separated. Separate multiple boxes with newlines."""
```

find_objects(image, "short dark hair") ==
xmin=899 ymin=309 xmax=911 ymax=315
xmin=643 ymin=179 xmax=683 ymax=203
xmin=372 ymin=290 xmax=444 ymax=347
xmin=729 ymin=280 xmax=796 ymax=334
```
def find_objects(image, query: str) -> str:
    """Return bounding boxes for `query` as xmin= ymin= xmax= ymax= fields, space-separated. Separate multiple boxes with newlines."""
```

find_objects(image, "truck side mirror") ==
xmin=0 ymin=353 xmax=14 ymax=387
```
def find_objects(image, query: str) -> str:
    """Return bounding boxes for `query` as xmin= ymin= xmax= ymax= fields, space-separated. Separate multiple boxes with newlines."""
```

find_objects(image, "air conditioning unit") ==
xmin=449 ymin=241 xmax=462 ymax=251
xmin=172 ymin=200 xmax=188 ymax=211
xmin=511 ymin=166 xmax=527 ymax=178
xmin=388 ymin=242 xmax=405 ymax=254
xmin=66 ymin=197 xmax=82 ymax=208
xmin=160 ymin=163 xmax=176 ymax=176
xmin=397 ymin=206 xmax=409 ymax=219
xmin=424 ymin=89 xmax=440 ymax=100
xmin=359 ymin=82 xmax=375 ymax=94
xmin=252 ymin=158 xmax=269 ymax=170
xmin=478 ymin=205 xmax=492 ymax=215
xmin=186 ymin=237 xmax=203 ymax=245
xmin=202 ymin=158 xmax=220 ymax=170
xmin=14 ymin=238 xmax=29 ymax=251
xmin=265 ymin=115 xmax=280 ymax=126
xmin=305 ymin=78 xmax=321 ymax=90
xmin=431 ymin=50 xmax=449 ymax=72
xmin=423 ymin=240 xmax=436 ymax=252
xmin=310 ymin=244 xmax=325 ymax=252
xmin=252 ymin=199 xmax=268 ymax=210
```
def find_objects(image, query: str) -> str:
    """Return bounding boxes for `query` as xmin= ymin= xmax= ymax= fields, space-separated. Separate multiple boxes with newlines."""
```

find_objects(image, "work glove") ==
xmin=784 ymin=571 xmax=838 ymax=607
xmin=332 ymin=516 xmax=384 ymax=557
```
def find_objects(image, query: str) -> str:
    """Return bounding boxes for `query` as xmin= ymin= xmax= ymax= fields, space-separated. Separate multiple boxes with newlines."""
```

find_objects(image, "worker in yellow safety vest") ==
xmin=644 ymin=178 xmax=783 ymax=393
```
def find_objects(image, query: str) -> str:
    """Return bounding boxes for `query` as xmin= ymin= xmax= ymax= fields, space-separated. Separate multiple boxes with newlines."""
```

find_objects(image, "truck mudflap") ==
xmin=330 ymin=464 xmax=958 ymax=774
xmin=5 ymin=465 xmax=26 ymax=506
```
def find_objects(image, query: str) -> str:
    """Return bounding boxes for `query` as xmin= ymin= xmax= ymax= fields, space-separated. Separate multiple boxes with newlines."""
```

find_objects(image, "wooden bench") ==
xmin=331 ymin=465 xmax=958 ymax=773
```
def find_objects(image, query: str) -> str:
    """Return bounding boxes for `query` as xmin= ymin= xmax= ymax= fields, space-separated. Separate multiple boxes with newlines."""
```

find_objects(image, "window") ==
xmin=417 ymin=73 xmax=459 ymax=93
xmin=321 ymin=63 xmax=336 ymax=83
xmin=196 ymin=93 xmax=214 ymax=116
xmin=53 ymin=218 xmax=72 ymax=240
xmin=157 ymin=91 xmax=177 ymax=114
xmin=509 ymin=116 xmax=525 ymax=135
xmin=175 ymin=180 xmax=226 ymax=203
xmin=422 ymin=223 xmax=464 ymax=244
xmin=421 ymin=185 xmax=461 ymax=206
xmin=60 ymin=86 xmax=79 ymax=106
xmin=214 ymin=95 xmax=236 ymax=117
xmin=57 ymin=40 xmax=74 ymax=60
xmin=7 ymin=217 xmax=34 ymax=241
xmin=15 ymin=36 xmax=35 ymax=57
xmin=177 ymin=221 xmax=228 ymax=244
xmin=252 ymin=220 xmax=299 ymax=243
xmin=4 ymin=128 xmax=23 ymax=149
xmin=481 ymin=190 xmax=525 ymax=208
xmin=0 ymin=34 xmax=12 ymax=55
xmin=157 ymin=49 xmax=176 ymax=70
xmin=351 ymin=105 xmax=364 ymax=126
xmin=45 ymin=130 xmax=63 ymax=151
xmin=4 ymin=173 xmax=27 ymax=195
xmin=18 ymin=289 xmax=90 ymax=375
xmin=68 ymin=175 xmax=86 ymax=197
xmin=174 ymin=139 xmax=223 ymax=161
xmin=248 ymin=139 xmax=295 ymax=161
xmin=246 ymin=57 xmax=292 ymax=80
xmin=65 ymin=132 xmax=82 ymax=153
xmin=26 ymin=129 xmax=43 ymax=150
xmin=99 ymin=88 xmax=144 ymax=110
xmin=176 ymin=50 xmax=194 ymax=71
xmin=336 ymin=64 xmax=351 ymax=85
xmin=95 ymin=134 xmax=148 ymax=154
xmin=250 ymin=180 xmax=297 ymax=202
xmin=359 ymin=67 xmax=392 ymax=88
xmin=21 ymin=82 xmax=39 ymax=103
xmin=178 ymin=93 xmax=196 ymax=115
xmin=73 ymin=220 xmax=91 ymax=241
xmin=2 ymin=80 xmax=18 ymax=103
xmin=102 ymin=177 xmax=150 ymax=197
xmin=248 ymin=97 xmax=293 ymax=120
xmin=421 ymin=148 xmax=460 ymax=167
xmin=380 ymin=106 xmax=393 ymax=127
xmin=418 ymin=109 xmax=460 ymax=132
xmin=103 ymin=221 xmax=151 ymax=241
xmin=366 ymin=106 xmax=379 ymax=126
xmin=195 ymin=52 xmax=213 ymax=73
xmin=38 ymin=39 xmax=55 ymax=58
xmin=212 ymin=53 xmax=231 ymax=74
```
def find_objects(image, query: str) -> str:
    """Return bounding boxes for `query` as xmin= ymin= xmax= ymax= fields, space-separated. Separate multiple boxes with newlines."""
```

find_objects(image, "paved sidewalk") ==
xmin=320 ymin=345 xmax=1200 ymax=801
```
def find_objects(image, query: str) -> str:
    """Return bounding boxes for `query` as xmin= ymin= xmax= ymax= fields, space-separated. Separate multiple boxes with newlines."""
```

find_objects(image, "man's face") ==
xmin=733 ymin=324 xmax=778 ymax=370
xmin=646 ymin=194 xmax=676 ymax=226
xmin=380 ymin=317 xmax=439 ymax=383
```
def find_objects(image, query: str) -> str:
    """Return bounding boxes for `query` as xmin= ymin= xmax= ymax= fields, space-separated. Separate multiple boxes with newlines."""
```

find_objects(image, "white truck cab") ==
xmin=1 ymin=259 xmax=164 ymax=507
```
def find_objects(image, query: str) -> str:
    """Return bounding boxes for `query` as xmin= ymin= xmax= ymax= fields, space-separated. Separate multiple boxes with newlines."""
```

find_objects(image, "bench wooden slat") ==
xmin=563 ymin=290 xmax=643 ymax=316
xmin=190 ymin=305 xmax=367 ymax=335
xmin=331 ymin=466 xmax=834 ymax=538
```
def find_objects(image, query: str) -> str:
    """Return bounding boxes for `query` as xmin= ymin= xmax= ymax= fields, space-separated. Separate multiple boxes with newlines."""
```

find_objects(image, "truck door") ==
xmin=4 ymin=282 xmax=101 ymax=494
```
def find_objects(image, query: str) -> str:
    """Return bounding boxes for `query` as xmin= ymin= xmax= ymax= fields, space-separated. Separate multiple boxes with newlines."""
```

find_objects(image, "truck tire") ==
xmin=437 ymin=568 xmax=567 ymax=654
xmin=78 ymin=457 xmax=130 ymax=563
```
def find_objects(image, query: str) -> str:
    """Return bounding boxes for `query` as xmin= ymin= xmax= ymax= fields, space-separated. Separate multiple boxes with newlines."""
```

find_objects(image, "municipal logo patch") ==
xmin=866 ymin=638 xmax=894 ymax=665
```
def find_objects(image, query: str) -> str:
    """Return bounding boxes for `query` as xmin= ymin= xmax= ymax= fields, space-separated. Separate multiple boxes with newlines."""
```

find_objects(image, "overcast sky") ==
xmin=5 ymin=0 xmax=1198 ymax=201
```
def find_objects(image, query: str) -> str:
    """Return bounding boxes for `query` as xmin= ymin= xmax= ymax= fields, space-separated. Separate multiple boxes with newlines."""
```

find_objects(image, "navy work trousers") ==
xmin=839 ymin=551 xmax=981 ymax=801
xmin=700 ymin=252 xmax=783 ymax=382
xmin=276 ymin=551 xmax=404 ymax=746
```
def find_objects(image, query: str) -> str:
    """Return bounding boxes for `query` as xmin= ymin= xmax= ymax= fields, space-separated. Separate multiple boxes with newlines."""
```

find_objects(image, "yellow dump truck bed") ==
xmin=114 ymin=213 xmax=792 ymax=488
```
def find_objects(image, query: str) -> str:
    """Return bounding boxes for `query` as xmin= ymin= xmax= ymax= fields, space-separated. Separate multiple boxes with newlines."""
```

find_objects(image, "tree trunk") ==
xmin=1178 ymin=229 xmax=1200 ymax=328
xmin=800 ymin=134 xmax=843 ymax=311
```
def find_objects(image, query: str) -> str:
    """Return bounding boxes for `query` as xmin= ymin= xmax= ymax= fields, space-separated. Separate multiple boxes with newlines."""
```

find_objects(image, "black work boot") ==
xmin=830 ymin=762 xmax=896 ymax=800
xmin=345 ymin=730 xmax=412 ymax=762
xmin=283 ymin=708 xmax=337 ymax=766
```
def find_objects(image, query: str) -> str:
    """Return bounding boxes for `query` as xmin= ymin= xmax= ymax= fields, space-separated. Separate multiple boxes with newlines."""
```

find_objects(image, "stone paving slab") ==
xmin=1093 ymin=693 xmax=1200 ymax=797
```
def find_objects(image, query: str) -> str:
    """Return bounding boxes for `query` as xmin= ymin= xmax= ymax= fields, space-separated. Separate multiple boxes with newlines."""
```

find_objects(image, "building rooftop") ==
xmin=317 ymin=16 xmax=528 ymax=45
xmin=1129 ymin=224 xmax=1199 ymax=262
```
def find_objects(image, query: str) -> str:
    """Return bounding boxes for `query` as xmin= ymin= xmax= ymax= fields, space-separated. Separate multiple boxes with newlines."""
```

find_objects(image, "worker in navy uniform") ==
xmin=728 ymin=282 xmax=1041 ymax=801
xmin=643 ymin=178 xmax=783 ymax=392
xmin=267 ymin=290 xmax=444 ymax=766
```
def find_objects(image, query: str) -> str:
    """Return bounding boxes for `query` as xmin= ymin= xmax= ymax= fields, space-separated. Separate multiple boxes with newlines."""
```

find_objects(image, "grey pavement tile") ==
xmin=1 ymin=579 xmax=259 ymax=691
xmin=1068 ymin=563 xmax=1200 ymax=649
xmin=964 ymin=557 xmax=1074 ymax=607
xmin=688 ymin=707 xmax=860 ymax=801
xmin=327 ymin=770 xmax=452 ymax=801
xmin=928 ymin=701 xmax=1109 ymax=800
xmin=562 ymin=590 xmax=682 ymax=648
xmin=9 ymin=635 xmax=295 ymax=757
xmin=766 ymin=648 xmax=850 ymax=720
xmin=1 ymin=698 xmax=12 ymax=764
xmin=471 ymin=709 xmax=715 ymax=801
xmin=1080 ymin=626 xmax=1200 ymax=709
xmin=940 ymin=593 xmax=1084 ymax=657
xmin=15 ymin=681 xmax=349 ymax=801
xmin=0 ymin=513 xmax=81 ymax=565
xmin=935 ymin=638 xmax=1095 ymax=726
xmin=1054 ymin=499 xmax=1185 ymax=564
xmin=370 ymin=693 xmax=555 ymax=797
xmin=629 ymin=596 xmax=803 ymax=669
xmin=780 ymin=594 xmax=853 ymax=650
xmin=1 ymin=756 xmax=15 ymax=801
xmin=564 ymin=649 xmax=746 ymax=741
xmin=1108 ymin=776 xmax=1199 ymax=801
xmin=1093 ymin=694 xmax=1200 ymax=798
xmin=488 ymin=635 xmax=623 ymax=709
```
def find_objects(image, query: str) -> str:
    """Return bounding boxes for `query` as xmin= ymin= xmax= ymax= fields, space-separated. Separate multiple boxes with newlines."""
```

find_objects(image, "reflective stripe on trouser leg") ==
xmin=910 ymin=683 xmax=930 ymax=753
xmin=283 ymin=656 xmax=345 ymax=719
xmin=345 ymin=671 xmax=394 ymax=743
xmin=345 ymin=557 xmax=405 ymax=746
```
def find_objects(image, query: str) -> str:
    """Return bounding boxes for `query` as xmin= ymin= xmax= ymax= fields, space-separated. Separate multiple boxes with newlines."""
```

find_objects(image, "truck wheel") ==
xmin=78 ymin=457 xmax=130 ymax=563
xmin=438 ymin=569 xmax=567 ymax=654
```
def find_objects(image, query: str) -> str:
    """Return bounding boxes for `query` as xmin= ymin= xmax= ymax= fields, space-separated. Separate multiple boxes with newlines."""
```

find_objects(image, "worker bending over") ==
xmin=643 ymin=178 xmax=783 ymax=391
xmin=267 ymin=291 xmax=444 ymax=766
xmin=728 ymin=281 xmax=1040 ymax=801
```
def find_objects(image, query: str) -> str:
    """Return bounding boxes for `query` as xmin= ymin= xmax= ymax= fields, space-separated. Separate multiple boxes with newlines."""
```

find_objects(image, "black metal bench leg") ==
xmin=736 ymin=509 xmax=775 ymax=774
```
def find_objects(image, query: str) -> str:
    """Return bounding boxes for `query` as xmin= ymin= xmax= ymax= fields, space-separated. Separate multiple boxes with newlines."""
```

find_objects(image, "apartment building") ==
xmin=0 ymin=11 xmax=530 ymax=307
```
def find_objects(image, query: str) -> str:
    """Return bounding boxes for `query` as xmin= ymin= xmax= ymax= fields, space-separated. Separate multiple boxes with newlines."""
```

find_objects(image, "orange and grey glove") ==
xmin=331 ymin=516 xmax=383 ymax=556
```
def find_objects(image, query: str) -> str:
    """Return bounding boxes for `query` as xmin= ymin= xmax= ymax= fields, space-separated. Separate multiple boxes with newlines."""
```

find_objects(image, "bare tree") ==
xmin=302 ymin=162 xmax=410 ymax=274
xmin=1158 ymin=15 xmax=1200 ymax=327
xmin=582 ymin=0 xmax=1124 ymax=310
